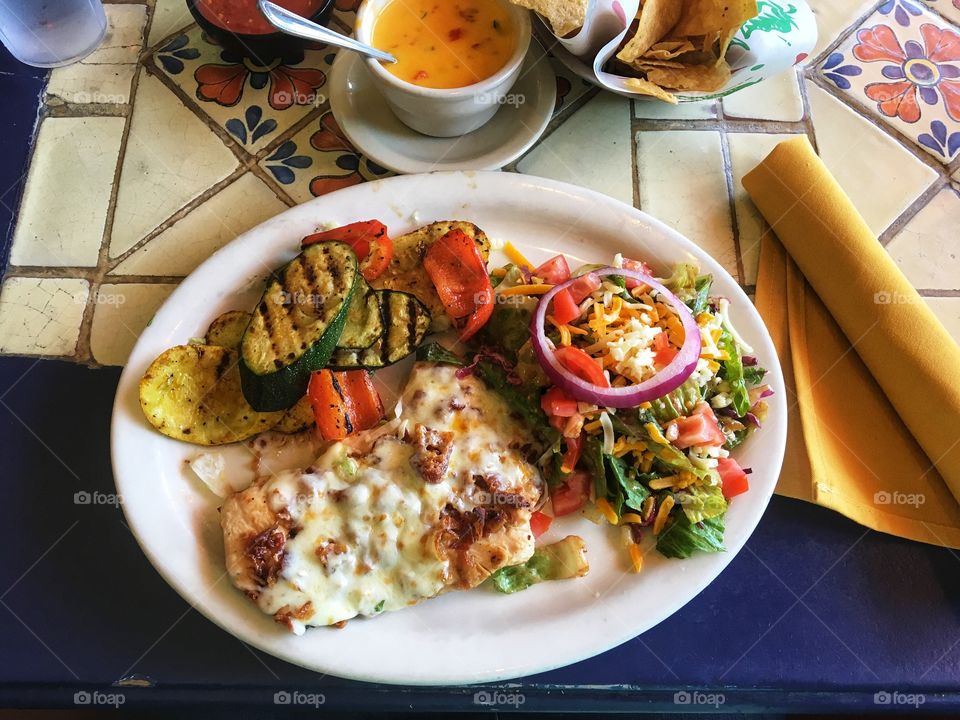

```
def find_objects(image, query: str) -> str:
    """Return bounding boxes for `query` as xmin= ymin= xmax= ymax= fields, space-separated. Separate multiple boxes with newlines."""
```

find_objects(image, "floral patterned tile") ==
xmin=817 ymin=0 xmax=960 ymax=164
xmin=257 ymin=109 xmax=391 ymax=205
xmin=151 ymin=26 xmax=335 ymax=155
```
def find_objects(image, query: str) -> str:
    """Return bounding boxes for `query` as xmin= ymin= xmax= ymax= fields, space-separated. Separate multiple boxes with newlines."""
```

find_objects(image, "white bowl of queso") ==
xmin=356 ymin=0 xmax=531 ymax=137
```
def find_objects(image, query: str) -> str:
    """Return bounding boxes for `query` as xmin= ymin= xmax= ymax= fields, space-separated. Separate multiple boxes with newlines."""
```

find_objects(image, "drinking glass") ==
xmin=0 ymin=0 xmax=107 ymax=68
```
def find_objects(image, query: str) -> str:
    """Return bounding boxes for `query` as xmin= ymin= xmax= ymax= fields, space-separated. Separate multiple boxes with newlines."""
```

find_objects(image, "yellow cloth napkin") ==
xmin=744 ymin=136 xmax=960 ymax=548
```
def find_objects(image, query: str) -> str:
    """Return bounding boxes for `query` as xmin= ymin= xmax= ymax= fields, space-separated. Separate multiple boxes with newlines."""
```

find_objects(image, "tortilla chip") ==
xmin=623 ymin=77 xmax=679 ymax=104
xmin=616 ymin=0 xmax=684 ymax=63
xmin=641 ymin=39 xmax=696 ymax=60
xmin=641 ymin=60 xmax=732 ymax=91
xmin=716 ymin=26 xmax=740 ymax=62
xmin=672 ymin=0 xmax=758 ymax=37
xmin=508 ymin=0 xmax=588 ymax=37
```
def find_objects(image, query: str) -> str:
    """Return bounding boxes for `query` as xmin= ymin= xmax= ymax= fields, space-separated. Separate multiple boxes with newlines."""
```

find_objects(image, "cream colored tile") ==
xmin=112 ymin=174 xmax=288 ymax=276
xmin=0 ymin=278 xmax=88 ymax=356
xmin=45 ymin=4 xmax=145 ymax=105
xmin=90 ymin=283 xmax=176 ymax=365
xmin=634 ymin=98 xmax=717 ymax=120
xmin=635 ymin=130 xmax=737 ymax=278
xmin=924 ymin=297 xmax=960 ymax=343
xmin=148 ymin=0 xmax=196 ymax=46
xmin=46 ymin=63 xmax=136 ymax=104
xmin=517 ymin=93 xmax=633 ymax=205
xmin=110 ymin=71 xmax=238 ymax=259
xmin=11 ymin=117 xmax=126 ymax=267
xmin=806 ymin=81 xmax=938 ymax=235
xmin=806 ymin=0 xmax=876 ymax=57
xmin=722 ymin=70 xmax=803 ymax=122
xmin=86 ymin=4 xmax=148 ymax=64
xmin=728 ymin=132 xmax=804 ymax=285
xmin=886 ymin=189 xmax=960 ymax=290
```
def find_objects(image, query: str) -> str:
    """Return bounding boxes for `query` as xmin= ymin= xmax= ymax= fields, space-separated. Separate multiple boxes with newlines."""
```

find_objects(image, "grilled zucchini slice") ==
xmin=336 ymin=278 xmax=383 ymax=350
xmin=328 ymin=291 xmax=431 ymax=370
xmin=239 ymin=242 xmax=359 ymax=412
xmin=140 ymin=344 xmax=283 ymax=446
xmin=205 ymin=310 xmax=250 ymax=350
xmin=371 ymin=221 xmax=490 ymax=333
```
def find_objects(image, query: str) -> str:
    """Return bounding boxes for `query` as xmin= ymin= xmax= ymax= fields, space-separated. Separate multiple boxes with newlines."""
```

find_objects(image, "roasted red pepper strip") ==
xmin=308 ymin=369 xmax=384 ymax=442
xmin=422 ymin=229 xmax=494 ymax=341
xmin=302 ymin=220 xmax=393 ymax=281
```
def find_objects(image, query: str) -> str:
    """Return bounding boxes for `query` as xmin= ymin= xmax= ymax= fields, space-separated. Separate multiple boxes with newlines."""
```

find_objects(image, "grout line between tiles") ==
xmin=808 ymin=1 xmax=885 ymax=68
xmin=718 ymin=123 xmax=746 ymax=285
xmin=105 ymin=165 xmax=252 ymax=272
xmin=141 ymin=59 xmax=252 ymax=166
xmin=878 ymin=175 xmax=949 ymax=246
xmin=72 ymin=16 xmax=153 ymax=364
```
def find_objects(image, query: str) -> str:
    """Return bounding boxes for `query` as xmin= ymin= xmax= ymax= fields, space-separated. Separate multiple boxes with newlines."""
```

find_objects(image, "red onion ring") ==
xmin=531 ymin=267 xmax=702 ymax=408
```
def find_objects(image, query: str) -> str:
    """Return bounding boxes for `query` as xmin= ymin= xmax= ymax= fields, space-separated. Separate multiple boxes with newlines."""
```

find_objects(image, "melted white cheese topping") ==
xmin=249 ymin=365 xmax=538 ymax=629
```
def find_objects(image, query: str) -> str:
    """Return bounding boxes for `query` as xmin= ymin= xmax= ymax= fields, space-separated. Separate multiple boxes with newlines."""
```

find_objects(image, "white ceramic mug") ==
xmin=355 ymin=0 xmax=532 ymax=138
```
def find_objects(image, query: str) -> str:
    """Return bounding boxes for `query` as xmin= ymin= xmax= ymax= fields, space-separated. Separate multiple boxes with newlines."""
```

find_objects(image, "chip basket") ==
xmin=534 ymin=0 xmax=817 ymax=103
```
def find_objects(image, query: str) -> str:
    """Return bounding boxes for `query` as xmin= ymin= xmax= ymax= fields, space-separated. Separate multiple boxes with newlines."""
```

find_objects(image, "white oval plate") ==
xmin=328 ymin=43 xmax=556 ymax=174
xmin=112 ymin=172 xmax=787 ymax=686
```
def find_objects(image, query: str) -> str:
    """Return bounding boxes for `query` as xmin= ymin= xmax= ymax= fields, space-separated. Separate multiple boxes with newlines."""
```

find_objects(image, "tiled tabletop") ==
xmin=0 ymin=0 xmax=958 ymax=366
xmin=2 ymin=2 xmax=960 ymax=711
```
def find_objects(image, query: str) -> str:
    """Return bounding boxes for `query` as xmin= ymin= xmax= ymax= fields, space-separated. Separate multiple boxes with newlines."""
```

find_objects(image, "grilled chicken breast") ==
xmin=220 ymin=363 xmax=542 ymax=632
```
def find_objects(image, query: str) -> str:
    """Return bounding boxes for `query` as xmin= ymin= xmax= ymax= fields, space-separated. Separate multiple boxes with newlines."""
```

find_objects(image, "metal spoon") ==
xmin=257 ymin=0 xmax=397 ymax=63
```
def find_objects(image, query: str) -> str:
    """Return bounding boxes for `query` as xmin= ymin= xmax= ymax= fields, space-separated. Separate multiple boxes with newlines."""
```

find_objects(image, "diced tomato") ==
xmin=552 ymin=470 xmax=591 ymax=517
xmin=717 ymin=457 xmax=750 ymax=499
xmin=620 ymin=257 xmax=652 ymax=289
xmin=653 ymin=331 xmax=677 ymax=367
xmin=670 ymin=402 xmax=725 ymax=449
xmin=551 ymin=288 xmax=580 ymax=325
xmin=554 ymin=345 xmax=609 ymax=388
xmin=308 ymin=369 xmax=384 ymax=442
xmin=302 ymin=220 xmax=393 ymax=281
xmin=530 ymin=510 xmax=553 ymax=538
xmin=567 ymin=272 xmax=601 ymax=304
xmin=561 ymin=433 xmax=583 ymax=473
xmin=423 ymin=229 xmax=495 ymax=341
xmin=541 ymin=386 xmax=578 ymax=418
xmin=534 ymin=255 xmax=571 ymax=284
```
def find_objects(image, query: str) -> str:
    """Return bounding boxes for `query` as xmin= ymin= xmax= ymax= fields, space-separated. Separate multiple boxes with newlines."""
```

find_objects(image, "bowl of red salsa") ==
xmin=187 ymin=0 xmax=334 ymax=60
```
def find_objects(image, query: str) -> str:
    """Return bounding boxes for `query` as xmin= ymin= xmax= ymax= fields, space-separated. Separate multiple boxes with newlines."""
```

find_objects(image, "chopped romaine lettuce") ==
xmin=719 ymin=331 xmax=750 ymax=417
xmin=605 ymin=453 xmax=651 ymax=512
xmin=475 ymin=361 xmax=558 ymax=448
xmin=656 ymin=513 xmax=726 ymax=559
xmin=489 ymin=536 xmax=589 ymax=593
xmin=480 ymin=304 xmax=535 ymax=359
xmin=676 ymin=483 xmax=727 ymax=524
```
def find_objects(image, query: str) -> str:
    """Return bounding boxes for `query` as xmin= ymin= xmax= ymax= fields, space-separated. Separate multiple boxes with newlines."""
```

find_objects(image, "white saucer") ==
xmin=328 ymin=43 xmax=557 ymax=174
